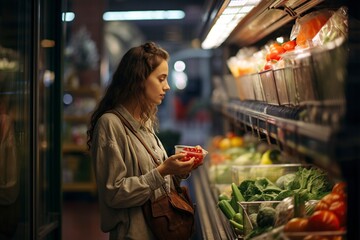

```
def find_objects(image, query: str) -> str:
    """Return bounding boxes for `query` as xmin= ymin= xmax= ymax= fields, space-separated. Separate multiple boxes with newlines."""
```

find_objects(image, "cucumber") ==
xmin=218 ymin=200 xmax=236 ymax=220
xmin=232 ymin=212 xmax=243 ymax=225
xmin=229 ymin=219 xmax=244 ymax=231
xmin=218 ymin=193 xmax=230 ymax=201
xmin=230 ymin=195 xmax=239 ymax=212
xmin=231 ymin=183 xmax=245 ymax=203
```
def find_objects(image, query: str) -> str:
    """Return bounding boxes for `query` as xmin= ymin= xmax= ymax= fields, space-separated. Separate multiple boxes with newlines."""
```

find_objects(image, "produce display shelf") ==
xmin=192 ymin=165 xmax=238 ymax=240
xmin=218 ymin=100 xmax=341 ymax=175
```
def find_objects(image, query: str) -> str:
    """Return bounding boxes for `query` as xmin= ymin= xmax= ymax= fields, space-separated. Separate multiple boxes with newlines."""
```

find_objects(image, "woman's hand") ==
xmin=157 ymin=153 xmax=194 ymax=177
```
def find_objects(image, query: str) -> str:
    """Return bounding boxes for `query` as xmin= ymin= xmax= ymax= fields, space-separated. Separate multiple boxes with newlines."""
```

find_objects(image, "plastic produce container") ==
xmin=283 ymin=67 xmax=298 ymax=106
xmin=223 ymin=74 xmax=240 ymax=100
xmin=282 ymin=50 xmax=317 ymax=104
xmin=250 ymin=73 xmax=265 ymax=102
xmin=311 ymin=38 xmax=347 ymax=101
xmin=174 ymin=145 xmax=208 ymax=168
xmin=259 ymin=70 xmax=280 ymax=105
xmin=231 ymin=164 xmax=305 ymax=185
xmin=239 ymin=201 xmax=281 ymax=236
xmin=235 ymin=74 xmax=255 ymax=101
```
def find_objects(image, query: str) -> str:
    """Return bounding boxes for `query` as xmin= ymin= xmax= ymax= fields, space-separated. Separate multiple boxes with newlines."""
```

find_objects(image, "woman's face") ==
xmin=144 ymin=60 xmax=170 ymax=105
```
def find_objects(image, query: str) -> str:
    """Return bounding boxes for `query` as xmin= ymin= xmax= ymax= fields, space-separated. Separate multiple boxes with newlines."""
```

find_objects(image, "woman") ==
xmin=87 ymin=42 xmax=195 ymax=240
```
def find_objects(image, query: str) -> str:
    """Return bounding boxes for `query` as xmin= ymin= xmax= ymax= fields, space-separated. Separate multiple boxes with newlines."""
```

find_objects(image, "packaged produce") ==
xmin=312 ymin=6 xmax=348 ymax=46
xmin=174 ymin=145 xmax=208 ymax=168
xmin=291 ymin=9 xmax=334 ymax=48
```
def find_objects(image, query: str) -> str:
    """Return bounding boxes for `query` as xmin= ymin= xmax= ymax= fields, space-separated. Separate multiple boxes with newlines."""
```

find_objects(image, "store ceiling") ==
xmin=105 ymin=0 xmax=208 ymax=47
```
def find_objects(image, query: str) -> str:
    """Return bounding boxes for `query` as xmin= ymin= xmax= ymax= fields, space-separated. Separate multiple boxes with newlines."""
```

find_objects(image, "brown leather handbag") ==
xmin=109 ymin=110 xmax=195 ymax=240
xmin=142 ymin=180 xmax=195 ymax=240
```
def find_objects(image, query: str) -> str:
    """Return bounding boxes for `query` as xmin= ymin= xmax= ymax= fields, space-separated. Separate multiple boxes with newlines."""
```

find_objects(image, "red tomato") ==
xmin=321 ymin=193 xmax=344 ymax=205
xmin=266 ymin=43 xmax=285 ymax=61
xmin=269 ymin=42 xmax=282 ymax=51
xmin=282 ymin=40 xmax=296 ymax=51
xmin=284 ymin=217 xmax=309 ymax=232
xmin=263 ymin=61 xmax=273 ymax=71
xmin=182 ymin=146 xmax=204 ymax=167
xmin=271 ymin=44 xmax=285 ymax=54
xmin=332 ymin=182 xmax=347 ymax=198
xmin=284 ymin=218 xmax=309 ymax=240
xmin=315 ymin=200 xmax=329 ymax=211
xmin=329 ymin=201 xmax=346 ymax=227
xmin=266 ymin=52 xmax=281 ymax=61
xmin=307 ymin=210 xmax=340 ymax=231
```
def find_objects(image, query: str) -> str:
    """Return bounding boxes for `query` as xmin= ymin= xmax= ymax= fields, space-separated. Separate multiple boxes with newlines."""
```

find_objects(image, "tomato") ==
xmin=271 ymin=45 xmax=285 ymax=54
xmin=321 ymin=193 xmax=344 ymax=206
xmin=307 ymin=210 xmax=340 ymax=231
xmin=329 ymin=201 xmax=346 ymax=227
xmin=332 ymin=182 xmax=347 ymax=198
xmin=266 ymin=52 xmax=281 ymax=61
xmin=315 ymin=200 xmax=329 ymax=211
xmin=183 ymin=146 xmax=202 ymax=153
xmin=182 ymin=146 xmax=204 ymax=168
xmin=263 ymin=61 xmax=273 ymax=71
xmin=269 ymin=42 xmax=282 ymax=51
xmin=282 ymin=40 xmax=296 ymax=51
xmin=284 ymin=217 xmax=309 ymax=232
xmin=284 ymin=218 xmax=309 ymax=240
xmin=266 ymin=43 xmax=285 ymax=61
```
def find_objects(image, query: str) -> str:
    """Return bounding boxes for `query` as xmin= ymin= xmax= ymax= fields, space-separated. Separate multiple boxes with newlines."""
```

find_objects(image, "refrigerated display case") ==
xmin=0 ymin=0 xmax=63 ymax=239
xmin=193 ymin=0 xmax=360 ymax=239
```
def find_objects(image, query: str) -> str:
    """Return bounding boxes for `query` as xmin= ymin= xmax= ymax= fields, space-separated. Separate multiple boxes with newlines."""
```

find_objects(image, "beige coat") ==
xmin=91 ymin=105 xmax=176 ymax=240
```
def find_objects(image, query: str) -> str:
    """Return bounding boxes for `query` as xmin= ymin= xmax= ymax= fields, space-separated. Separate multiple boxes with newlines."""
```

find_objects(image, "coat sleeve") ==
xmin=91 ymin=114 xmax=166 ymax=209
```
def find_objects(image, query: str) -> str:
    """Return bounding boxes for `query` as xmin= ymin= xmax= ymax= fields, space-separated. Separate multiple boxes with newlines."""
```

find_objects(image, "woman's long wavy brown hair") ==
xmin=87 ymin=42 xmax=169 ymax=149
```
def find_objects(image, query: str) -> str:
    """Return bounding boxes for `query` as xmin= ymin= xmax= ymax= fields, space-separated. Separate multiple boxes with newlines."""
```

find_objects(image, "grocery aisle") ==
xmin=62 ymin=194 xmax=108 ymax=240
xmin=62 ymin=192 xmax=204 ymax=240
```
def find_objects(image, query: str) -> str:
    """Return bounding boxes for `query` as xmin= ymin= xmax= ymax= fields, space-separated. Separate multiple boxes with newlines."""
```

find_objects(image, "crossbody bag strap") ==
xmin=109 ymin=109 xmax=160 ymax=166
xmin=108 ymin=109 xmax=182 ymax=194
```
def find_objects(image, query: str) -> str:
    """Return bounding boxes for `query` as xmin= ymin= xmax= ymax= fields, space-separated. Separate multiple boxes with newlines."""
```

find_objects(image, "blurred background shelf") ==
xmin=62 ymin=182 xmax=97 ymax=194
xmin=62 ymin=87 xmax=100 ymax=194
xmin=62 ymin=144 xmax=88 ymax=153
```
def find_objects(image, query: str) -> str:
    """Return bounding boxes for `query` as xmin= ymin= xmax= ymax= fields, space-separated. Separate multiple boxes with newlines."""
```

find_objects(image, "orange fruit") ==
xmin=219 ymin=138 xmax=231 ymax=150
xmin=230 ymin=136 xmax=244 ymax=147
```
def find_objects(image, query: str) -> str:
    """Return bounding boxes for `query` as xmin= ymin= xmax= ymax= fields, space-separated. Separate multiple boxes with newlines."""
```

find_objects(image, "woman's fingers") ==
xmin=172 ymin=152 xmax=186 ymax=160
xmin=178 ymin=156 xmax=195 ymax=170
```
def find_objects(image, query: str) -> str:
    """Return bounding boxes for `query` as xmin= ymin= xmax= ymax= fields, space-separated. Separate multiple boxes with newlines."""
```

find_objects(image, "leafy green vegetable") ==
xmin=287 ymin=167 xmax=333 ymax=200
xmin=275 ymin=173 xmax=296 ymax=189
xmin=275 ymin=189 xmax=294 ymax=201
xmin=239 ymin=180 xmax=261 ymax=201
xmin=239 ymin=178 xmax=281 ymax=201
xmin=238 ymin=167 xmax=333 ymax=203
xmin=256 ymin=207 xmax=276 ymax=228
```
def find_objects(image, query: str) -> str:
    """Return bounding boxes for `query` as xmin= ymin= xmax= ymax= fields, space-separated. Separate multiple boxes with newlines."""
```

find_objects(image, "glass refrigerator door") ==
xmin=0 ymin=0 xmax=62 ymax=239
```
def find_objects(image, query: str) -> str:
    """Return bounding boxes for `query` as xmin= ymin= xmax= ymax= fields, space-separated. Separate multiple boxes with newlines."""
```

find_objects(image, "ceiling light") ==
xmin=103 ymin=10 xmax=185 ymax=21
xmin=172 ymin=71 xmax=188 ymax=90
xmin=201 ymin=0 xmax=261 ymax=49
xmin=174 ymin=61 xmax=186 ymax=72
xmin=62 ymin=12 xmax=75 ymax=22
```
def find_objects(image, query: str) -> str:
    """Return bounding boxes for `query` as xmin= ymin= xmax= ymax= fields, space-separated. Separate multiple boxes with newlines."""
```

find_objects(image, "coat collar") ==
xmin=116 ymin=105 xmax=153 ymax=133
